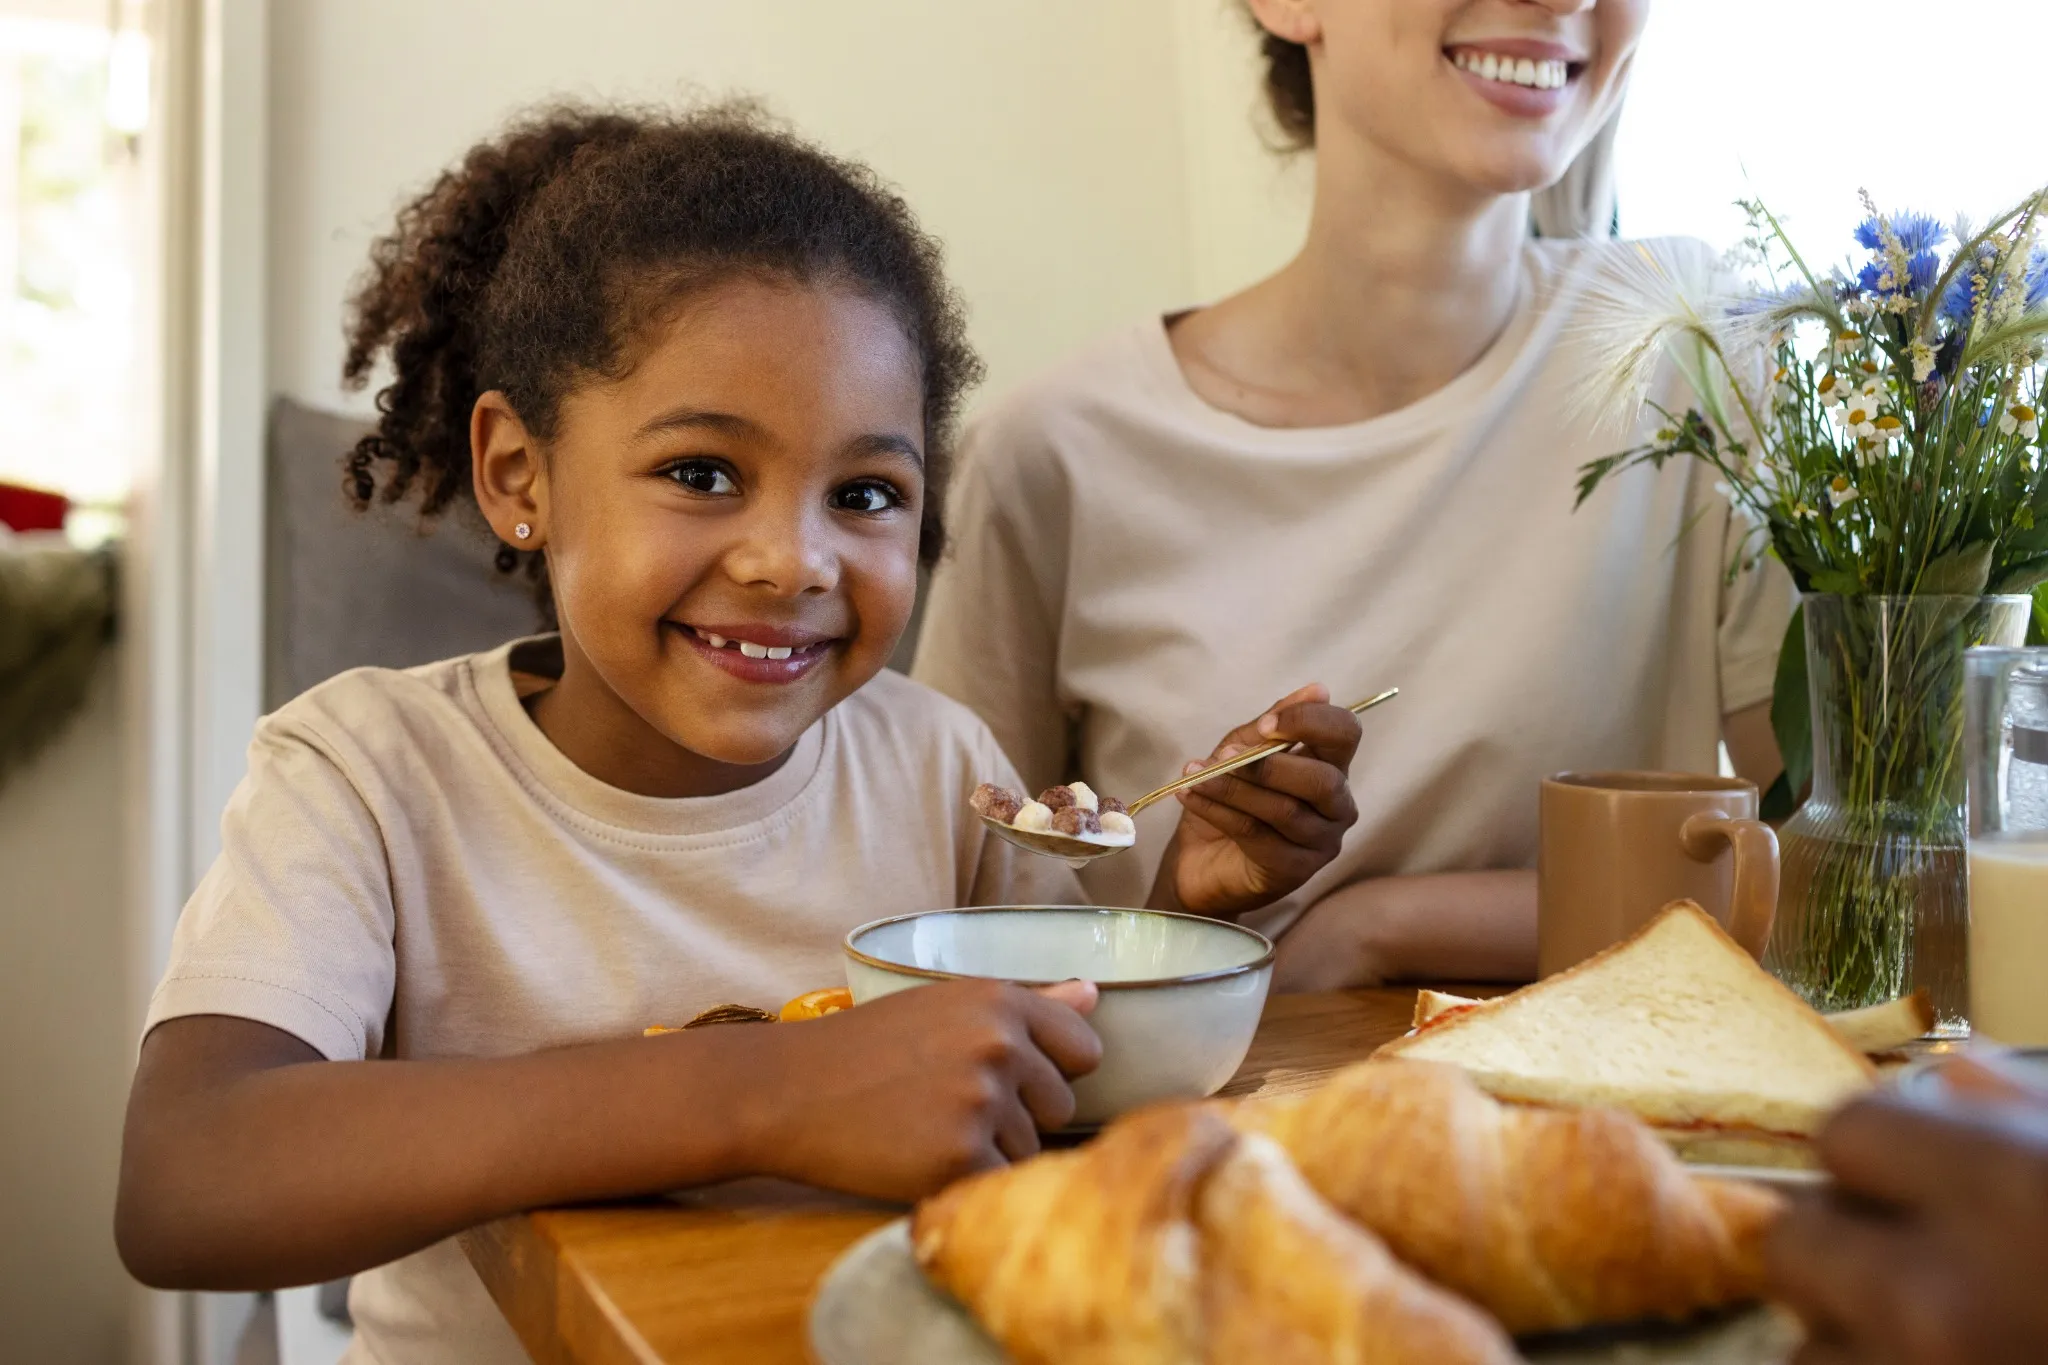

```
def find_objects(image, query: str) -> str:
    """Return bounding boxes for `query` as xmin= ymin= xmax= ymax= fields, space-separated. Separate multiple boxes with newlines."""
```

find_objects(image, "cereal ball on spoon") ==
xmin=1052 ymin=806 xmax=1102 ymax=837
xmin=1036 ymin=785 xmax=1078 ymax=812
xmin=1013 ymin=801 xmax=1055 ymax=833
xmin=969 ymin=783 xmax=1024 ymax=824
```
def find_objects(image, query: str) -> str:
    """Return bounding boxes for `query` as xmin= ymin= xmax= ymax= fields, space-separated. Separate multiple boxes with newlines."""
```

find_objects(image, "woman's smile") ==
xmin=1445 ymin=38 xmax=1587 ymax=119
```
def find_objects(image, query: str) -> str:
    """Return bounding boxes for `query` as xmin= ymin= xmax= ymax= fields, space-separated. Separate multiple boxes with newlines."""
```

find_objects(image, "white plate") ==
xmin=808 ymin=1218 xmax=1802 ymax=1365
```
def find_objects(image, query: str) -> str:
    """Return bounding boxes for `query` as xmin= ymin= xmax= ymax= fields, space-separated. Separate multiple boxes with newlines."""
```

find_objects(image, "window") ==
xmin=0 ymin=0 xmax=150 ymax=544
xmin=1614 ymin=0 xmax=2047 ymax=260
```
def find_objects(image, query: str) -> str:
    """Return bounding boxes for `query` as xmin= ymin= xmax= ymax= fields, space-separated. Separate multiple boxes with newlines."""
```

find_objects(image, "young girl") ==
xmin=114 ymin=105 xmax=1363 ymax=1362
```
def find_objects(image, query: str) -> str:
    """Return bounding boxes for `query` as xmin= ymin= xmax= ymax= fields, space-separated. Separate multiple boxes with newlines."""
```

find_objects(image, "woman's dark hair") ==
xmin=341 ymin=100 xmax=981 ymax=601
xmin=1249 ymin=11 xmax=1316 ymax=150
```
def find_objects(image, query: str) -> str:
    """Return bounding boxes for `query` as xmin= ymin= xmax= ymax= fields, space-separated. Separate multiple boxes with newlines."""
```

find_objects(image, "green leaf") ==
xmin=1917 ymin=542 xmax=1994 ymax=595
xmin=1766 ymin=604 xmax=1811 ymax=822
xmin=2032 ymin=583 xmax=2048 ymax=647
xmin=1993 ymin=554 xmax=2048 ymax=594
xmin=1809 ymin=569 xmax=1863 ymax=594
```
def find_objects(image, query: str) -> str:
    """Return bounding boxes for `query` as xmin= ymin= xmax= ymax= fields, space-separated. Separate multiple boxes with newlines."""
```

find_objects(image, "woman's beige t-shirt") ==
xmin=913 ymin=237 xmax=1794 ymax=935
xmin=144 ymin=638 xmax=1080 ymax=1365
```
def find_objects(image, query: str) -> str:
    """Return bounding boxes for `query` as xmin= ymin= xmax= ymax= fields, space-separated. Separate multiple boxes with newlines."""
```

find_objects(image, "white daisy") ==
xmin=1836 ymin=396 xmax=1881 ymax=439
xmin=1999 ymin=403 xmax=2040 ymax=440
xmin=1815 ymin=371 xmax=1849 ymax=407
xmin=1833 ymin=329 xmax=1863 ymax=356
xmin=1828 ymin=475 xmax=1860 ymax=509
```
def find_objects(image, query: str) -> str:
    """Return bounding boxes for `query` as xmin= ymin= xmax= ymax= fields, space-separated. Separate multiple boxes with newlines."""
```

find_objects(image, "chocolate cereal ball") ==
xmin=969 ymin=783 xmax=1024 ymax=823
xmin=1051 ymin=805 xmax=1102 ymax=837
xmin=1037 ymin=785 xmax=1078 ymax=812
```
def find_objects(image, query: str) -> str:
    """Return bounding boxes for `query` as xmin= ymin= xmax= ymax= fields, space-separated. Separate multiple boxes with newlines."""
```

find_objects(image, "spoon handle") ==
xmin=1126 ymin=688 xmax=1399 ymax=816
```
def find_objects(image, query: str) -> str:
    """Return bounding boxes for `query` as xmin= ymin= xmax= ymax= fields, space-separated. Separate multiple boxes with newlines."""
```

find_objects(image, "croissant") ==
xmin=1198 ymin=1128 xmax=1519 ymax=1364
xmin=912 ymin=1103 xmax=1516 ymax=1365
xmin=1237 ymin=1058 xmax=1783 ymax=1335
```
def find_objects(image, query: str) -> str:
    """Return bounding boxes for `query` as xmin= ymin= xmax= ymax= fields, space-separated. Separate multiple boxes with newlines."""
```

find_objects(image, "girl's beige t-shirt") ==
xmin=144 ymin=637 xmax=1081 ymax=1365
xmin=913 ymin=236 xmax=1795 ymax=934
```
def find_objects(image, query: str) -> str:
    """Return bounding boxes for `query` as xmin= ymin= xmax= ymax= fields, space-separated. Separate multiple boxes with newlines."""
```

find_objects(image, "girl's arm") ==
xmin=117 ymin=980 xmax=1100 ymax=1291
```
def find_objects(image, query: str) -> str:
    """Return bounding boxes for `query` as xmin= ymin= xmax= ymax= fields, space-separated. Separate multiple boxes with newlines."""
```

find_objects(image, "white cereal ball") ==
xmin=1013 ymin=801 xmax=1055 ymax=832
xmin=1067 ymin=781 xmax=1100 ymax=812
xmin=1098 ymin=810 xmax=1136 ymax=840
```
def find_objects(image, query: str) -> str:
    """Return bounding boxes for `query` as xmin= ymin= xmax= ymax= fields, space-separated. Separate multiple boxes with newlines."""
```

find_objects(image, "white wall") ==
xmin=266 ymin=0 xmax=1311 ymax=419
xmin=0 ymin=653 xmax=132 ymax=1365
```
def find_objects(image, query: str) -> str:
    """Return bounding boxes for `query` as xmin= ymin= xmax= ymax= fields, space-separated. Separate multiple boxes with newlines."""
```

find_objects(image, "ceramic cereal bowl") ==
xmin=843 ymin=906 xmax=1274 ymax=1126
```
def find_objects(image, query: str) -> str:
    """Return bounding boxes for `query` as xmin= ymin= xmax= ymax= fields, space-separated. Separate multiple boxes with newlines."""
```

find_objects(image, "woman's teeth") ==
xmin=697 ymin=631 xmax=797 ymax=660
xmin=1452 ymin=49 xmax=1569 ymax=90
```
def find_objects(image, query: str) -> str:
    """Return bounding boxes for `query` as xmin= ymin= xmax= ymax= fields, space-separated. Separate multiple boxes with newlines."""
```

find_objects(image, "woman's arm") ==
xmin=116 ymin=981 xmax=1101 ymax=1291
xmin=1271 ymin=870 xmax=1536 ymax=991
xmin=1272 ymin=703 xmax=1786 ymax=992
xmin=1722 ymin=700 xmax=1784 ymax=789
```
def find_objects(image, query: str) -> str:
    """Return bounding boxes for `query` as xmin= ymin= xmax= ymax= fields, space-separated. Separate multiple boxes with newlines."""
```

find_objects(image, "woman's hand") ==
xmin=741 ymin=978 xmax=1102 ymax=1202
xmin=1768 ymin=1085 xmax=2048 ymax=1365
xmin=1148 ymin=683 xmax=1361 ymax=919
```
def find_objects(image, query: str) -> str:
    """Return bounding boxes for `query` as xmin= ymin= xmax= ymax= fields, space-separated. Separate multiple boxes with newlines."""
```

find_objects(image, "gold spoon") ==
xmin=983 ymin=688 xmax=1400 ymax=864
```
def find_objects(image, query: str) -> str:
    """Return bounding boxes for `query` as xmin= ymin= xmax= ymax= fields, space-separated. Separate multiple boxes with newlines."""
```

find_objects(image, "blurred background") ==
xmin=0 ymin=2 xmax=2039 ymax=1363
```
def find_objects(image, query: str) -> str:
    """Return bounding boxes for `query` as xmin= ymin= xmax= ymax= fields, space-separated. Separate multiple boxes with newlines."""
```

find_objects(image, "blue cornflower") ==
xmin=1857 ymin=249 xmax=1941 ymax=300
xmin=1909 ymin=249 xmax=1939 ymax=294
xmin=1943 ymin=244 xmax=2048 ymax=324
xmin=1942 ymin=274 xmax=1978 ymax=325
xmin=1854 ymin=211 xmax=1949 ymax=254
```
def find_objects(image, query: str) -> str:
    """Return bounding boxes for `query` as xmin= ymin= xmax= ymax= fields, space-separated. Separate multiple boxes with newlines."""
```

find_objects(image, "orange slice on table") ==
xmin=780 ymin=987 xmax=855 ymax=1021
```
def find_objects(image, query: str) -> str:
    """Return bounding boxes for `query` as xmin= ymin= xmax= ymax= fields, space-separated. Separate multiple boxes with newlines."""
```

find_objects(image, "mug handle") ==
xmin=1679 ymin=811 xmax=1780 ymax=960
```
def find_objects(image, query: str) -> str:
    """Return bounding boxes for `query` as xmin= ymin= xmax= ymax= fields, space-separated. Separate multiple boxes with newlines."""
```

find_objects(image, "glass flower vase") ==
xmin=1765 ymin=594 xmax=2033 ymax=1034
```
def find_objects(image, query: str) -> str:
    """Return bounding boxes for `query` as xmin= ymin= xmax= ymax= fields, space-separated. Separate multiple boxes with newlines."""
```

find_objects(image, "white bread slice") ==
xmin=1377 ymin=902 xmax=1877 ymax=1139
xmin=1410 ymin=989 xmax=1482 ymax=1030
xmin=1825 ymin=990 xmax=1934 ymax=1053
xmin=1410 ymin=985 xmax=1933 ymax=1056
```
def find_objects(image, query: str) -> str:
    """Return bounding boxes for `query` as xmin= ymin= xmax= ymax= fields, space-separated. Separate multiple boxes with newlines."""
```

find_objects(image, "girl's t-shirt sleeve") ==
xmin=144 ymin=715 xmax=397 ymax=1061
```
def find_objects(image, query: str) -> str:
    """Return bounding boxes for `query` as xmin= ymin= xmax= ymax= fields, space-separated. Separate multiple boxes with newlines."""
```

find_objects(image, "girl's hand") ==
xmin=738 ymin=978 xmax=1101 ymax=1202
xmin=1148 ymin=683 xmax=1362 ymax=919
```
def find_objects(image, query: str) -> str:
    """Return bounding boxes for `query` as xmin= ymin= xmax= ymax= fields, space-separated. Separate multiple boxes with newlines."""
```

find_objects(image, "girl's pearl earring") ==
xmin=513 ymin=522 xmax=533 ymax=541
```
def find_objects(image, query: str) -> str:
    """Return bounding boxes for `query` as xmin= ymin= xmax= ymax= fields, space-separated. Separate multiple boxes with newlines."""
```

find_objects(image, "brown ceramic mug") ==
xmin=1537 ymin=771 xmax=1779 ymax=978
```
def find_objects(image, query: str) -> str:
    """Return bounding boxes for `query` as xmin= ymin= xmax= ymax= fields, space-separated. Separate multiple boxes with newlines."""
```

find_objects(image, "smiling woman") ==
xmin=912 ymin=0 xmax=1795 ymax=990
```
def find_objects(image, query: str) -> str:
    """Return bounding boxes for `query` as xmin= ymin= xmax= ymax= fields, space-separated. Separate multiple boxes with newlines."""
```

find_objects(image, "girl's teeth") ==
xmin=738 ymin=641 xmax=768 ymax=659
xmin=704 ymin=633 xmax=728 ymax=649
xmin=1454 ymin=49 xmax=1567 ymax=90
xmin=765 ymin=646 xmax=792 ymax=660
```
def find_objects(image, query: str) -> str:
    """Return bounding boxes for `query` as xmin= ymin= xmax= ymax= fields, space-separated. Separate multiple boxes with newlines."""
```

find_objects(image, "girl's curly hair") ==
xmin=341 ymin=101 xmax=982 ymax=606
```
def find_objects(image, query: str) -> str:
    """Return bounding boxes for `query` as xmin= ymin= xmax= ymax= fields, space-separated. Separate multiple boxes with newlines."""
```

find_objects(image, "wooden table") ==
xmin=465 ymin=987 xmax=1479 ymax=1365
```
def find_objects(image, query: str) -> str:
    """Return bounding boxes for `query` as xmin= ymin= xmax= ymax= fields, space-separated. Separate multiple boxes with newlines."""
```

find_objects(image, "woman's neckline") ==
xmin=1143 ymin=241 xmax=1546 ymax=447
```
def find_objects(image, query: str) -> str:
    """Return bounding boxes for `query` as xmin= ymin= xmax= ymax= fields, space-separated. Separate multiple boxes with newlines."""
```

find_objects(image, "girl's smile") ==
xmin=673 ymin=621 xmax=840 ymax=684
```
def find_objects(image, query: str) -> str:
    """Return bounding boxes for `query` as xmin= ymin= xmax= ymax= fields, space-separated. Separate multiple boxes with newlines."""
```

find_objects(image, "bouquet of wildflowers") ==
xmin=1574 ymin=190 xmax=2048 ymax=1021
xmin=1575 ymin=189 xmax=2048 ymax=608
